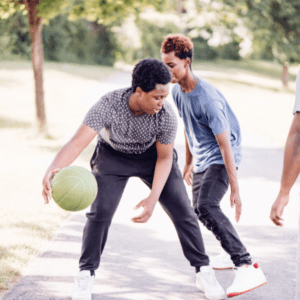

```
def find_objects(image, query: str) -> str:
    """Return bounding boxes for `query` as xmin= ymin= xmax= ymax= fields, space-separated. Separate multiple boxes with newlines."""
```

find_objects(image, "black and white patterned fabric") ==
xmin=83 ymin=87 xmax=178 ymax=154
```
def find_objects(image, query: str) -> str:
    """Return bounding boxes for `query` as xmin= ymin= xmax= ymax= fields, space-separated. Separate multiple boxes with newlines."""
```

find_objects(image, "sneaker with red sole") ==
xmin=227 ymin=263 xmax=267 ymax=298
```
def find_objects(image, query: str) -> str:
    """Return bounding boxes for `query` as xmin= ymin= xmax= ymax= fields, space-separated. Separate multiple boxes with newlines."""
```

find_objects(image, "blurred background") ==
xmin=0 ymin=0 xmax=300 ymax=298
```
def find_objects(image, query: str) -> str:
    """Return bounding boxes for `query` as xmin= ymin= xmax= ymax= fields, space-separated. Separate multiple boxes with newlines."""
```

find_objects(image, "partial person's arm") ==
xmin=132 ymin=141 xmax=174 ymax=223
xmin=183 ymin=131 xmax=193 ymax=186
xmin=270 ymin=112 xmax=300 ymax=226
xmin=42 ymin=124 xmax=98 ymax=204
xmin=215 ymin=130 xmax=241 ymax=222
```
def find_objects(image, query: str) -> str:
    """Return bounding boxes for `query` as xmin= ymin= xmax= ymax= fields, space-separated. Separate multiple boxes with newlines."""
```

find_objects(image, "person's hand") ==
xmin=131 ymin=195 xmax=158 ymax=223
xmin=230 ymin=190 xmax=242 ymax=222
xmin=42 ymin=168 xmax=60 ymax=204
xmin=183 ymin=163 xmax=193 ymax=186
xmin=270 ymin=193 xmax=289 ymax=227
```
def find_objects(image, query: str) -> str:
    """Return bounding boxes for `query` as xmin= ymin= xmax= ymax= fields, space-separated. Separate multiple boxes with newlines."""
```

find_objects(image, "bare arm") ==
xmin=132 ymin=141 xmax=174 ymax=223
xmin=270 ymin=112 xmax=300 ymax=226
xmin=215 ymin=130 xmax=241 ymax=222
xmin=42 ymin=124 xmax=98 ymax=204
xmin=183 ymin=131 xmax=193 ymax=186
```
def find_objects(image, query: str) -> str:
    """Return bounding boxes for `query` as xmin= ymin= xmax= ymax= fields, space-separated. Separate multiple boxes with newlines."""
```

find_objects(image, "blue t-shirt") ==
xmin=172 ymin=78 xmax=242 ymax=173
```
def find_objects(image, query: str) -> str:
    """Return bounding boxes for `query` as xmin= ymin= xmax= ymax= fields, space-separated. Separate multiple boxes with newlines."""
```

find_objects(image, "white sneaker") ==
xmin=72 ymin=270 xmax=95 ymax=300
xmin=196 ymin=266 xmax=226 ymax=300
xmin=210 ymin=251 xmax=234 ymax=270
xmin=227 ymin=263 xmax=267 ymax=298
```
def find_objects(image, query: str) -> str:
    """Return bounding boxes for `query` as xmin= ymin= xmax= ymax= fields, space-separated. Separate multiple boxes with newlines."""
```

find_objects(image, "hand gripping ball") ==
xmin=51 ymin=166 xmax=98 ymax=211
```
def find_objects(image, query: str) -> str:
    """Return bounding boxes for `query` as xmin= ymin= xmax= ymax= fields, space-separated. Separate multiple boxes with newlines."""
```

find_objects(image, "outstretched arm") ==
xmin=42 ymin=124 xmax=98 ymax=204
xmin=183 ymin=131 xmax=193 ymax=186
xmin=270 ymin=112 xmax=300 ymax=226
xmin=215 ymin=130 xmax=241 ymax=222
xmin=132 ymin=141 xmax=174 ymax=223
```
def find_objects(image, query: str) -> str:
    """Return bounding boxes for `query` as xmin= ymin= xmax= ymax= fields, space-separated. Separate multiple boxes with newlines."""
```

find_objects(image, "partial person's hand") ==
xmin=131 ymin=196 xmax=157 ymax=223
xmin=183 ymin=163 xmax=193 ymax=186
xmin=42 ymin=168 xmax=60 ymax=204
xmin=270 ymin=193 xmax=289 ymax=227
xmin=230 ymin=191 xmax=242 ymax=222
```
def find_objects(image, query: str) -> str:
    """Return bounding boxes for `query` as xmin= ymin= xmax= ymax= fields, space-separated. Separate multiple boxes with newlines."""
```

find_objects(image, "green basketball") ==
xmin=51 ymin=166 xmax=98 ymax=211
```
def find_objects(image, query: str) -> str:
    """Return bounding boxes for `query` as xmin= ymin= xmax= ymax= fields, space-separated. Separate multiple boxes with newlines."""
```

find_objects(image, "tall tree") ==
xmin=0 ymin=0 xmax=165 ymax=135
xmin=222 ymin=0 xmax=300 ymax=87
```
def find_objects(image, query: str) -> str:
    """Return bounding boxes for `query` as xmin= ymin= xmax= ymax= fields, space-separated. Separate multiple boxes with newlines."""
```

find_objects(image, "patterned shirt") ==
xmin=83 ymin=87 xmax=178 ymax=154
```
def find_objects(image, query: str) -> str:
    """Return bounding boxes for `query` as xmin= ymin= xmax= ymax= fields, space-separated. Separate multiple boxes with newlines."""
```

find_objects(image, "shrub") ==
xmin=192 ymin=36 xmax=218 ymax=60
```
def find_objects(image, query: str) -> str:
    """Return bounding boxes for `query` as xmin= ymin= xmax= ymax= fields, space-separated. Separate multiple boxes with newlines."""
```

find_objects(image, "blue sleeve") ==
xmin=205 ymin=98 xmax=228 ymax=136
xmin=293 ymin=68 xmax=300 ymax=114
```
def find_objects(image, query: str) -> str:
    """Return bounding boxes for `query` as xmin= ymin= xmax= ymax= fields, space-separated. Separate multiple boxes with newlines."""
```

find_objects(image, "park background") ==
xmin=1 ymin=0 xmax=300 ymax=299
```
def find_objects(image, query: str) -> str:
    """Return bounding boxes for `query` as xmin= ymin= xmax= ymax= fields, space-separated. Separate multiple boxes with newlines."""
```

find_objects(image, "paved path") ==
xmin=3 ymin=72 xmax=299 ymax=300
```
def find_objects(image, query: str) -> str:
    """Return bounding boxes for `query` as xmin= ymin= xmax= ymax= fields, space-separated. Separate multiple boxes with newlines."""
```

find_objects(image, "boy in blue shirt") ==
xmin=161 ymin=34 xmax=267 ymax=298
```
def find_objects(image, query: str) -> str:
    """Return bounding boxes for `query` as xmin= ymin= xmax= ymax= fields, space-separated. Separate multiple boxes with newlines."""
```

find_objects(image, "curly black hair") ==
xmin=132 ymin=58 xmax=172 ymax=93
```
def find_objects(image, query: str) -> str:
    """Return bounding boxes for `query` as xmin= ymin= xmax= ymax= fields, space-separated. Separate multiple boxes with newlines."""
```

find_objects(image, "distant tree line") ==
xmin=0 ymin=10 xmax=258 ymax=66
xmin=0 ymin=12 xmax=116 ymax=65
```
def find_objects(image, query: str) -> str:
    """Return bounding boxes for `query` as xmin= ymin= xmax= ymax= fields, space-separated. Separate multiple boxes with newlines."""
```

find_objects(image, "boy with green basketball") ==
xmin=42 ymin=58 xmax=226 ymax=300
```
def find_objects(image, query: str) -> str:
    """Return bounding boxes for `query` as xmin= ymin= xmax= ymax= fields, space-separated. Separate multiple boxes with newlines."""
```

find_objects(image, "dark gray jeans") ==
xmin=192 ymin=164 xmax=252 ymax=267
xmin=79 ymin=142 xmax=209 ymax=272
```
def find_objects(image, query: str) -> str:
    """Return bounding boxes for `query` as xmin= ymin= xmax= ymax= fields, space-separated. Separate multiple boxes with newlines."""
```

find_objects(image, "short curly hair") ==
xmin=161 ymin=34 xmax=194 ymax=63
xmin=132 ymin=58 xmax=172 ymax=93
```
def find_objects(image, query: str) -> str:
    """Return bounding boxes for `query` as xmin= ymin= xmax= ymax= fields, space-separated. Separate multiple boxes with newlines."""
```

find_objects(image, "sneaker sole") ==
xmin=212 ymin=266 xmax=234 ymax=270
xmin=227 ymin=281 xmax=267 ymax=298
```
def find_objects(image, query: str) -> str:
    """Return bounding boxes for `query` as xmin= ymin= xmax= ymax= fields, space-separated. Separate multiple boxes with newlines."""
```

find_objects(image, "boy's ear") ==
xmin=136 ymin=87 xmax=144 ymax=97
xmin=185 ymin=57 xmax=191 ymax=67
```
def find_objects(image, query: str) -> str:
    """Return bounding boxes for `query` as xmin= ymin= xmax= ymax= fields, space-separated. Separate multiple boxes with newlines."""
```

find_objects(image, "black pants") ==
xmin=192 ymin=164 xmax=252 ymax=267
xmin=79 ymin=142 xmax=209 ymax=272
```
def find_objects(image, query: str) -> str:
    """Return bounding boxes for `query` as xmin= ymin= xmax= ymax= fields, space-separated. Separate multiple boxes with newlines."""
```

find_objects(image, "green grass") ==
xmin=0 ymin=60 xmax=117 ymax=81
xmin=193 ymin=58 xmax=298 ymax=81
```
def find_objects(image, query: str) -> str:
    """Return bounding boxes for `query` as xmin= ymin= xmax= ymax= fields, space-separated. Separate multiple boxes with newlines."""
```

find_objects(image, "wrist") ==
xmin=149 ymin=191 xmax=160 ymax=202
xmin=230 ymin=183 xmax=239 ymax=193
xmin=279 ymin=187 xmax=290 ymax=197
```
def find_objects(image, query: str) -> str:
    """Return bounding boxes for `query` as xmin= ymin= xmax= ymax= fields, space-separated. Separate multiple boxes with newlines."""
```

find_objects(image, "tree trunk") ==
xmin=24 ymin=0 xmax=47 ymax=134
xmin=282 ymin=62 xmax=289 ymax=88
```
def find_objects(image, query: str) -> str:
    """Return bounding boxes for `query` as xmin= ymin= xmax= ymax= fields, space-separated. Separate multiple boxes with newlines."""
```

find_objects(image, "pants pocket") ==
xmin=173 ymin=148 xmax=178 ymax=162
xmin=90 ymin=143 xmax=100 ymax=169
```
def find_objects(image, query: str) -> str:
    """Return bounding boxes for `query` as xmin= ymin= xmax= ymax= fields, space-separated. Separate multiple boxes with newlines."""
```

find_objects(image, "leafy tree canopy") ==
xmin=0 ymin=0 xmax=165 ymax=25
xmin=221 ymin=0 xmax=300 ymax=64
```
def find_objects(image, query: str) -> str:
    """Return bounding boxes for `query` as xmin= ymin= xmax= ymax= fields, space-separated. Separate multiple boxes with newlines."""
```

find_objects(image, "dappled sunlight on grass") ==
xmin=193 ymin=59 xmax=299 ymax=81
xmin=0 ymin=116 xmax=32 ymax=129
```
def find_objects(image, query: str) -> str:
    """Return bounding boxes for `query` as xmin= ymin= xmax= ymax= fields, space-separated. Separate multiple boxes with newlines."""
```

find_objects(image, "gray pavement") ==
xmin=2 ymin=72 xmax=299 ymax=300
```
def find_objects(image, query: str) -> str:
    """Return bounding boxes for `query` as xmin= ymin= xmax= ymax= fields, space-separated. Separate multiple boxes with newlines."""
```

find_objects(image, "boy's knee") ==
xmin=197 ymin=202 xmax=211 ymax=217
xmin=197 ymin=202 xmax=216 ymax=227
